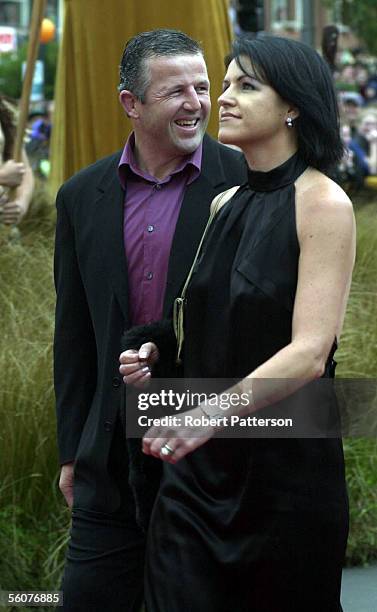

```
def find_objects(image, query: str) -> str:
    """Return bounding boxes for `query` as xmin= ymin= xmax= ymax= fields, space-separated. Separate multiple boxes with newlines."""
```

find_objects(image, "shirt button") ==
xmin=104 ymin=420 xmax=112 ymax=432
xmin=112 ymin=377 xmax=121 ymax=388
xmin=147 ymin=225 xmax=155 ymax=233
xmin=146 ymin=272 xmax=153 ymax=280
xmin=155 ymin=183 xmax=162 ymax=190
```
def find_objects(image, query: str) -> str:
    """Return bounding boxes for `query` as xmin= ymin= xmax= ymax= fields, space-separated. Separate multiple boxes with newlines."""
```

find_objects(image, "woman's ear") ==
xmin=287 ymin=105 xmax=300 ymax=121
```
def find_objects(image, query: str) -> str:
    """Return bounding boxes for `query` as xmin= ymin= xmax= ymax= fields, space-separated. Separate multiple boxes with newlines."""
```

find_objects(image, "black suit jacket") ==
xmin=54 ymin=134 xmax=246 ymax=514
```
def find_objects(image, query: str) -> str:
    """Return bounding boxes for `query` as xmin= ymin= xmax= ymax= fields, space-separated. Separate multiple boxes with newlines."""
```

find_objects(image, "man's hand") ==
xmin=119 ymin=342 xmax=159 ymax=388
xmin=0 ymin=160 xmax=26 ymax=187
xmin=59 ymin=462 xmax=75 ymax=509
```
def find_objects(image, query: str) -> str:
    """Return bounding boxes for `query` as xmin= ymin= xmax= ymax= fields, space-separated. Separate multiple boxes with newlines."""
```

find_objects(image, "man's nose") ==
xmin=183 ymin=88 xmax=201 ymax=111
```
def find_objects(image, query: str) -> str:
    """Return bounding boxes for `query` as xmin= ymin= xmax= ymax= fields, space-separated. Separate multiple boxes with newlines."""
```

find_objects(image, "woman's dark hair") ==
xmin=0 ymin=95 xmax=16 ymax=161
xmin=227 ymin=36 xmax=344 ymax=172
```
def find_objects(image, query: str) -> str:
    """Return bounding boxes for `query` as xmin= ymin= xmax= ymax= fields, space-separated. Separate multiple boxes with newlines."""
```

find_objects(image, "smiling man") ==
xmin=54 ymin=29 xmax=246 ymax=612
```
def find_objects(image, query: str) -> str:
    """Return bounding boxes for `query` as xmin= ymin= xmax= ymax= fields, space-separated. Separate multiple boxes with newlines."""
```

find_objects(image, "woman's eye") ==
xmin=241 ymin=82 xmax=255 ymax=90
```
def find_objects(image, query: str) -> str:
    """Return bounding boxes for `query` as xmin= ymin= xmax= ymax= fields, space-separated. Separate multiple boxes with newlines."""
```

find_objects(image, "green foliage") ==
xmin=43 ymin=41 xmax=59 ymax=101
xmin=0 ymin=186 xmax=376 ymax=603
xmin=0 ymin=182 xmax=69 ymax=609
xmin=0 ymin=46 xmax=27 ymax=99
xmin=0 ymin=42 xmax=58 ymax=101
xmin=336 ymin=200 xmax=377 ymax=565
xmin=343 ymin=439 xmax=377 ymax=566
xmin=322 ymin=0 xmax=377 ymax=55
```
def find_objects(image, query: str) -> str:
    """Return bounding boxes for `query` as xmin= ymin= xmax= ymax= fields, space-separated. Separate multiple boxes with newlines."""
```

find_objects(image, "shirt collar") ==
xmin=118 ymin=132 xmax=202 ymax=188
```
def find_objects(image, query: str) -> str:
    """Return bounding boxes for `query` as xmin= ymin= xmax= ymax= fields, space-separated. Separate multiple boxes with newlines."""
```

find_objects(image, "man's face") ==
xmin=130 ymin=54 xmax=211 ymax=156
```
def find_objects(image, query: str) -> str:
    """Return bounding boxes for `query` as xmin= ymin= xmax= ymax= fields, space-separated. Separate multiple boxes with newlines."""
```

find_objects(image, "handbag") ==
xmin=173 ymin=185 xmax=239 ymax=364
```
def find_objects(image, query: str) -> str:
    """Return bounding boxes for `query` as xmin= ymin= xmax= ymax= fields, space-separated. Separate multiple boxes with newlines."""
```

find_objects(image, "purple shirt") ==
xmin=118 ymin=133 xmax=202 ymax=326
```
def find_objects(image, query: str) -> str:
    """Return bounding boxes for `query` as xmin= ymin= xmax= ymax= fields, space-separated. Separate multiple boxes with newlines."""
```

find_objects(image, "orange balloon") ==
xmin=40 ymin=18 xmax=56 ymax=44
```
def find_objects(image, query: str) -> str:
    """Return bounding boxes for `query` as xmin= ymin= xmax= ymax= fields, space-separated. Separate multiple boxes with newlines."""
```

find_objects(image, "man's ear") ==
xmin=119 ymin=90 xmax=139 ymax=119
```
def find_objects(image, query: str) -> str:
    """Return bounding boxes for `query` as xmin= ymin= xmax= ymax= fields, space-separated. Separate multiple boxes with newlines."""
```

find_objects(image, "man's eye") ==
xmin=196 ymin=87 xmax=209 ymax=93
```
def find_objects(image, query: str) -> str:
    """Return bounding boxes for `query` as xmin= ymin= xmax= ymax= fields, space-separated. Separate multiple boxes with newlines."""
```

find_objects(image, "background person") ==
xmin=336 ymin=123 xmax=369 ymax=190
xmin=26 ymin=104 xmax=53 ymax=178
xmin=54 ymin=28 xmax=246 ymax=612
xmin=339 ymin=92 xmax=362 ymax=137
xmin=354 ymin=111 xmax=377 ymax=176
xmin=121 ymin=35 xmax=356 ymax=611
xmin=0 ymin=95 xmax=34 ymax=225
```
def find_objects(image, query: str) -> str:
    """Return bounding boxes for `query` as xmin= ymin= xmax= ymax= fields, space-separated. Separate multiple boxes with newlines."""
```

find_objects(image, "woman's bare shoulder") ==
xmin=295 ymin=167 xmax=352 ymax=211
xmin=294 ymin=168 xmax=355 ymax=249
xmin=295 ymin=167 xmax=353 ymax=228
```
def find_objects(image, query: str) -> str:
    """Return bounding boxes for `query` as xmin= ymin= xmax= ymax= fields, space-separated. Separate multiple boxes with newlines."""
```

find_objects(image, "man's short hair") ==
xmin=118 ymin=29 xmax=204 ymax=102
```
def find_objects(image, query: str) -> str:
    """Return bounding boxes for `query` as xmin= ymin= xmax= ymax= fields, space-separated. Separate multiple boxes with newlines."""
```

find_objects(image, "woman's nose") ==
xmin=218 ymin=91 xmax=234 ymax=107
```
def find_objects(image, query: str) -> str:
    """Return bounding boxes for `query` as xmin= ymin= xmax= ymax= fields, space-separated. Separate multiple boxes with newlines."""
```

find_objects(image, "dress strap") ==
xmin=173 ymin=188 xmax=236 ymax=364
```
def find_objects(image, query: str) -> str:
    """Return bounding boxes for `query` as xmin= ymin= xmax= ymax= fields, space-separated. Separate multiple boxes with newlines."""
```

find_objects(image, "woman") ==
xmin=120 ymin=36 xmax=355 ymax=611
xmin=0 ymin=95 xmax=34 ymax=225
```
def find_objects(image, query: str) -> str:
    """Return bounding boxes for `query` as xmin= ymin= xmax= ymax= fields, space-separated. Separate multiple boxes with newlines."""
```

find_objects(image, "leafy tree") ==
xmin=0 ymin=42 xmax=58 ymax=100
xmin=43 ymin=41 xmax=59 ymax=100
xmin=0 ymin=46 xmax=26 ymax=99
xmin=322 ymin=0 xmax=377 ymax=56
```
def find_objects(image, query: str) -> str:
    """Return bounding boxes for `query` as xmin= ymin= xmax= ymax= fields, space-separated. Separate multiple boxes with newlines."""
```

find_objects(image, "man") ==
xmin=54 ymin=28 xmax=246 ymax=611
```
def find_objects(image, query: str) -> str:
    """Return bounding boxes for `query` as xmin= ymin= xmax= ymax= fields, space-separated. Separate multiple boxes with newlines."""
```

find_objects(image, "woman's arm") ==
xmin=232 ymin=178 xmax=356 ymax=412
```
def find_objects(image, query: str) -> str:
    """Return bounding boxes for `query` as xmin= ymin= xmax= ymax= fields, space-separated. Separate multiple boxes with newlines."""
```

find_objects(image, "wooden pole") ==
xmin=12 ymin=0 xmax=47 ymax=162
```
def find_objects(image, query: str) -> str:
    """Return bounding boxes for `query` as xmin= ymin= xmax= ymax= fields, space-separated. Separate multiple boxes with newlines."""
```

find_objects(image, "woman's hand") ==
xmin=142 ymin=406 xmax=217 ymax=463
xmin=0 ymin=195 xmax=28 ymax=225
xmin=0 ymin=159 xmax=26 ymax=187
xmin=119 ymin=341 xmax=159 ymax=388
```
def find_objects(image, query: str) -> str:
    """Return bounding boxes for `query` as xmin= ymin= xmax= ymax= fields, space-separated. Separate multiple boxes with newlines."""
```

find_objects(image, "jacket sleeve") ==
xmin=53 ymin=186 xmax=97 ymax=464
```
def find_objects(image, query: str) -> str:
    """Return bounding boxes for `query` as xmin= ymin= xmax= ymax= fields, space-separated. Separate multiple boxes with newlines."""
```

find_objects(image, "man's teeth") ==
xmin=175 ymin=119 xmax=198 ymax=127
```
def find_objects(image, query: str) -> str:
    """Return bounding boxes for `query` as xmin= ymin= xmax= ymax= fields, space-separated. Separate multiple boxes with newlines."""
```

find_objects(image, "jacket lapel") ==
xmin=94 ymin=153 xmax=129 ymax=322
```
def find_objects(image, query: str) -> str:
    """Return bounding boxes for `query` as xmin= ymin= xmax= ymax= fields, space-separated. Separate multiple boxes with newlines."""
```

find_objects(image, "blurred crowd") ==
xmin=335 ymin=55 xmax=377 ymax=191
xmin=26 ymin=101 xmax=53 ymax=179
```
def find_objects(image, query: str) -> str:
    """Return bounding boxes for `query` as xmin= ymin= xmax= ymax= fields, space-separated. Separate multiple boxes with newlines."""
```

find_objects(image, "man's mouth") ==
xmin=174 ymin=118 xmax=199 ymax=128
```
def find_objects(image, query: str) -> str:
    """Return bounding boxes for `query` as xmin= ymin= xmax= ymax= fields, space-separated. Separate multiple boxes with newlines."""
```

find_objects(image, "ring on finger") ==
xmin=160 ymin=443 xmax=175 ymax=457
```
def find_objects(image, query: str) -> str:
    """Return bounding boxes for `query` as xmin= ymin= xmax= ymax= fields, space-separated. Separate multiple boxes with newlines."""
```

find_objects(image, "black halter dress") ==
xmin=145 ymin=153 xmax=348 ymax=612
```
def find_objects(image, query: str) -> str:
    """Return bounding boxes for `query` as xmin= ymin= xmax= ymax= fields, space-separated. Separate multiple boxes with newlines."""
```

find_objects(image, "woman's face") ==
xmin=218 ymin=57 xmax=292 ymax=149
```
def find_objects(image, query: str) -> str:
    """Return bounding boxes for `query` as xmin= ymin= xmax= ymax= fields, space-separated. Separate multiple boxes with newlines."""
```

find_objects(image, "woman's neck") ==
xmin=242 ymin=134 xmax=298 ymax=172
